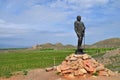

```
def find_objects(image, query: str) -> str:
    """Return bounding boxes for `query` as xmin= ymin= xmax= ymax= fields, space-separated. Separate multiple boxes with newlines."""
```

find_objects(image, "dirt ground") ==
xmin=0 ymin=69 xmax=120 ymax=80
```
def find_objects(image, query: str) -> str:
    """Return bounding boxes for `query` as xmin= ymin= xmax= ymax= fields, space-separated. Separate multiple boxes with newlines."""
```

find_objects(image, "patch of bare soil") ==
xmin=0 ymin=69 xmax=120 ymax=80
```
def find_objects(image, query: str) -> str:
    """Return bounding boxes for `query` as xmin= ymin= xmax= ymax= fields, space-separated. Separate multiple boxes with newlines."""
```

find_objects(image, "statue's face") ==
xmin=77 ymin=16 xmax=81 ymax=21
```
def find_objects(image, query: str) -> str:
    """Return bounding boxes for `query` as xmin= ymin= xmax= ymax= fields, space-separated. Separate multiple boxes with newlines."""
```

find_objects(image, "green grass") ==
xmin=0 ymin=50 xmax=73 ymax=77
xmin=0 ymin=48 xmax=114 ymax=77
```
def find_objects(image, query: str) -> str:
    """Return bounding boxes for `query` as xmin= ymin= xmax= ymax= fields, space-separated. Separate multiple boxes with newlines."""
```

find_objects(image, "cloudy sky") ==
xmin=0 ymin=0 xmax=120 ymax=48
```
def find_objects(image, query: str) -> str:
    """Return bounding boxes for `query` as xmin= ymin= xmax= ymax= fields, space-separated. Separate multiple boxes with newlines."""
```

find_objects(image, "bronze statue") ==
xmin=74 ymin=16 xmax=85 ymax=54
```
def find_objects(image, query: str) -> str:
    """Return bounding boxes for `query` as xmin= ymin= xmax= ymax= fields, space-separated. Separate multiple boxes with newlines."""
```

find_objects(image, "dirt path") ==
xmin=0 ymin=69 xmax=120 ymax=80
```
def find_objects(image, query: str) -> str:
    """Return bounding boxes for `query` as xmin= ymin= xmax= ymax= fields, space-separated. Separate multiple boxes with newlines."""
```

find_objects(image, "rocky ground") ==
xmin=0 ymin=69 xmax=120 ymax=80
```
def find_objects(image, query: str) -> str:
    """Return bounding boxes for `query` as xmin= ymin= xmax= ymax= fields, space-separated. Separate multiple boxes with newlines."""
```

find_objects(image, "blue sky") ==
xmin=0 ymin=0 xmax=120 ymax=48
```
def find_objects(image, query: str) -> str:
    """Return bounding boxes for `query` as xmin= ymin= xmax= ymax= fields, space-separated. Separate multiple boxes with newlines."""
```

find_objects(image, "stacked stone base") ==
xmin=56 ymin=54 xmax=115 ymax=77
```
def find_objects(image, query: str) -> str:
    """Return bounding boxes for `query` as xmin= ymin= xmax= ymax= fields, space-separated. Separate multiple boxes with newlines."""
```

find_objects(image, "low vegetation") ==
xmin=0 ymin=48 xmax=116 ymax=77
xmin=106 ymin=54 xmax=120 ymax=71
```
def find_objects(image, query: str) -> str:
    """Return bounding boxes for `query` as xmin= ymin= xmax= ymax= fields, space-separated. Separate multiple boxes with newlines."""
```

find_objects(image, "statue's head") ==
xmin=77 ymin=16 xmax=81 ymax=21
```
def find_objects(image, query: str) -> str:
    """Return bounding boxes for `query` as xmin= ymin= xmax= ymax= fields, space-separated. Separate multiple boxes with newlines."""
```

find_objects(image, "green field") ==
xmin=0 ymin=48 xmax=115 ymax=77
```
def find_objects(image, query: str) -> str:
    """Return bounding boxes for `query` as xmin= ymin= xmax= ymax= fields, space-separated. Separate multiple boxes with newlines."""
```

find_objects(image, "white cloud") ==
xmin=10 ymin=4 xmax=73 ymax=32
xmin=25 ymin=5 xmax=68 ymax=23
xmin=50 ymin=0 xmax=109 ymax=10
xmin=0 ymin=19 xmax=32 ymax=37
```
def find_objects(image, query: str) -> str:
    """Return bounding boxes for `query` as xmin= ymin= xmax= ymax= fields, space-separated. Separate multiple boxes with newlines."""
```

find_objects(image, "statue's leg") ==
xmin=78 ymin=38 xmax=82 ymax=49
xmin=75 ymin=37 xmax=84 ymax=54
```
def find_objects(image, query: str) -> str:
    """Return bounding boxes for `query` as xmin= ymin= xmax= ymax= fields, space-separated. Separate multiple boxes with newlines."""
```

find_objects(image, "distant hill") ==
xmin=31 ymin=38 xmax=120 ymax=49
xmin=32 ymin=43 xmax=75 ymax=50
xmin=91 ymin=38 xmax=120 ymax=48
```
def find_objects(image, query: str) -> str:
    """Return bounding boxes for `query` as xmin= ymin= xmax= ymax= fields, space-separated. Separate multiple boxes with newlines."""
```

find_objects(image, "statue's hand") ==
xmin=83 ymin=30 xmax=85 ymax=33
xmin=82 ymin=30 xmax=85 ymax=36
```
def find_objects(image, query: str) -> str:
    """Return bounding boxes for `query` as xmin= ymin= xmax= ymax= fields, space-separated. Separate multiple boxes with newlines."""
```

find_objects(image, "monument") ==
xmin=46 ymin=17 xmax=116 ymax=78
xmin=55 ymin=16 xmax=115 ymax=77
xmin=74 ymin=16 xmax=85 ymax=54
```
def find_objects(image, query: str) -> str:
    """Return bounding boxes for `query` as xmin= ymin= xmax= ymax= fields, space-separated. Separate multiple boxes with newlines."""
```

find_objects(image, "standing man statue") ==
xmin=74 ymin=16 xmax=85 ymax=54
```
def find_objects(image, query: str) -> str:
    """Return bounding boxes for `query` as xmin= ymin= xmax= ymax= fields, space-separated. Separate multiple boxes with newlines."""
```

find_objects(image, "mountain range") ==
xmin=32 ymin=38 xmax=120 ymax=49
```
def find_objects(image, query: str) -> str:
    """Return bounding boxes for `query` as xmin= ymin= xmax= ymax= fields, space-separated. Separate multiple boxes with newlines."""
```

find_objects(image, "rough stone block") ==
xmin=70 ymin=57 xmax=77 ymax=61
xmin=98 ymin=70 xmax=109 ymax=76
xmin=70 ymin=66 xmax=78 ymax=70
xmin=57 ymin=66 xmax=61 ymax=72
xmin=60 ymin=64 xmax=70 ymax=71
xmin=62 ymin=61 xmax=67 ymax=65
xmin=46 ymin=67 xmax=53 ymax=72
xmin=82 ymin=54 xmax=91 ymax=60
xmin=96 ymin=64 xmax=105 ymax=71
xmin=108 ymin=70 xmax=115 ymax=76
xmin=79 ymin=68 xmax=87 ymax=74
xmin=73 ymin=54 xmax=83 ymax=58
xmin=74 ymin=70 xmax=84 ymax=76
xmin=65 ymin=56 xmax=70 ymax=61
xmin=62 ymin=69 xmax=73 ymax=74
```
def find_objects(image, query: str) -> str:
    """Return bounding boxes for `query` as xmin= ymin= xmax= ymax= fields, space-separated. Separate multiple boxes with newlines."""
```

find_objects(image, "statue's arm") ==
xmin=74 ymin=22 xmax=79 ymax=34
xmin=82 ymin=22 xmax=85 ymax=33
xmin=81 ymin=22 xmax=85 ymax=37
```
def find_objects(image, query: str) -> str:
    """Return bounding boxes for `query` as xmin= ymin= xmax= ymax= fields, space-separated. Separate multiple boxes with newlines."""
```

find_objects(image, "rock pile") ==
xmin=56 ymin=54 xmax=115 ymax=77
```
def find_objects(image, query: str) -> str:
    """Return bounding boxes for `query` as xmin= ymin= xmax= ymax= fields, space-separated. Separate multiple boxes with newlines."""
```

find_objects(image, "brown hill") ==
xmin=32 ymin=43 xmax=54 ymax=49
xmin=32 ymin=43 xmax=75 ymax=50
xmin=91 ymin=38 xmax=120 ymax=48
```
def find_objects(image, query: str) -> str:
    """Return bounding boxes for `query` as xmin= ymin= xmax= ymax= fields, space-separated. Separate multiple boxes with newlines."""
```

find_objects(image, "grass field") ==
xmin=0 ymin=48 xmax=115 ymax=77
